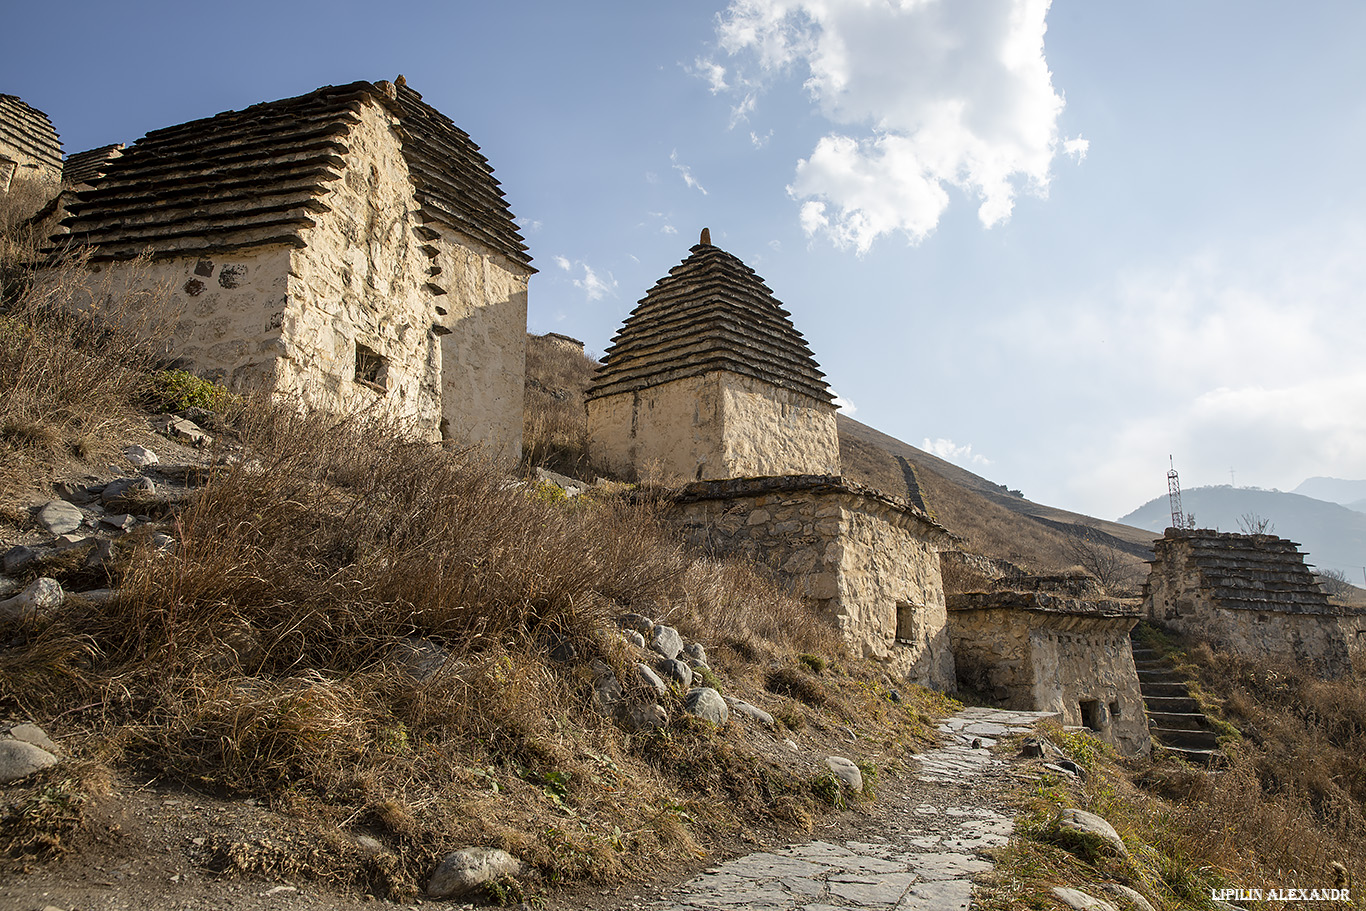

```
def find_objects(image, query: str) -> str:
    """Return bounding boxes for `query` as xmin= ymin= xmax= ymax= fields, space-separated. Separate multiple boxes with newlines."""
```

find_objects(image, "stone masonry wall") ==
xmin=719 ymin=373 xmax=840 ymax=478
xmin=588 ymin=372 xmax=839 ymax=482
xmin=667 ymin=478 xmax=955 ymax=690
xmin=430 ymin=230 xmax=529 ymax=462
xmin=588 ymin=375 xmax=723 ymax=482
xmin=1145 ymin=530 xmax=1360 ymax=676
xmin=948 ymin=596 xmax=1149 ymax=756
xmin=282 ymin=96 xmax=438 ymax=435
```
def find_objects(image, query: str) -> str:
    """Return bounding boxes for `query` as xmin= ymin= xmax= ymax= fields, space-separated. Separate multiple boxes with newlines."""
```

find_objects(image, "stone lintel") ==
xmin=948 ymin=590 xmax=1140 ymax=622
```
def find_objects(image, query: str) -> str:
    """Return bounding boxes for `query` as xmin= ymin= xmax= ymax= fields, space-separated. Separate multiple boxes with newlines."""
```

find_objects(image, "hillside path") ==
xmin=610 ymin=707 xmax=1058 ymax=911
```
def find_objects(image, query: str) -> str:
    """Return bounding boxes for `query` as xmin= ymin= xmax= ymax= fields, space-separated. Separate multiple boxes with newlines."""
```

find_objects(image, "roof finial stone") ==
xmin=700 ymin=227 xmax=711 ymax=246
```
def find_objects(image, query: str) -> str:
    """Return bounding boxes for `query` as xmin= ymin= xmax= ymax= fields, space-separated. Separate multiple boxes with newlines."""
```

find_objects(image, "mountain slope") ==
xmin=1120 ymin=485 xmax=1366 ymax=579
xmin=837 ymin=415 xmax=1156 ymax=575
xmin=1293 ymin=476 xmax=1366 ymax=510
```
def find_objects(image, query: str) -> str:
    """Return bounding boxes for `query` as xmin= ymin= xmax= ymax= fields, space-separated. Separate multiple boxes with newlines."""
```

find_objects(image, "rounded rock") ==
xmin=0 ymin=577 xmax=64 ymax=622
xmin=683 ymin=687 xmax=728 ymax=725
xmin=656 ymin=657 xmax=693 ymax=688
xmin=36 ymin=500 xmax=84 ymax=535
xmin=1060 ymin=808 xmax=1127 ymax=857
xmin=636 ymin=663 xmax=667 ymax=695
xmin=0 ymin=740 xmax=59 ymax=784
xmin=427 ymin=847 xmax=522 ymax=899
xmin=824 ymin=755 xmax=863 ymax=792
xmin=649 ymin=624 xmax=684 ymax=660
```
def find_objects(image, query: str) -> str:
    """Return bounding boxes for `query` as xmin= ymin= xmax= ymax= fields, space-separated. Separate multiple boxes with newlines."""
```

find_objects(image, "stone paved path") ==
xmin=639 ymin=707 xmax=1060 ymax=911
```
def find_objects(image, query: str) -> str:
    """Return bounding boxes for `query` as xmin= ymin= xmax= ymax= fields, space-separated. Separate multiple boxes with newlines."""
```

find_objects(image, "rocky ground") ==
xmin=0 ymin=709 xmax=1073 ymax=911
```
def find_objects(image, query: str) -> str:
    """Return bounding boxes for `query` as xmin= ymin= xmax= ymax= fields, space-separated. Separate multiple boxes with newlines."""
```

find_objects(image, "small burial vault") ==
xmin=590 ymin=233 xmax=956 ymax=689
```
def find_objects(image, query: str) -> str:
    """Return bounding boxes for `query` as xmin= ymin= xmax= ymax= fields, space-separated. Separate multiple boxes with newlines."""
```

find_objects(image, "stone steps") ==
xmin=1129 ymin=631 xmax=1224 ymax=764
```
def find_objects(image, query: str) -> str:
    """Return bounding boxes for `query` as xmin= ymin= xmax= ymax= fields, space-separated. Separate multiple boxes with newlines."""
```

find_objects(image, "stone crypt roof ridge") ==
xmin=57 ymin=78 xmax=531 ymax=268
xmin=586 ymin=229 xmax=834 ymax=403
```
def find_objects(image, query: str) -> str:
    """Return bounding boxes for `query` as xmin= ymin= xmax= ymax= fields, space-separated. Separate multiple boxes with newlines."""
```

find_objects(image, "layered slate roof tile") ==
xmin=586 ymin=235 xmax=832 ymax=403
xmin=56 ymin=79 xmax=531 ymax=268
xmin=62 ymin=143 xmax=124 ymax=186
xmin=1159 ymin=530 xmax=1332 ymax=614
xmin=0 ymin=94 xmax=63 ymax=170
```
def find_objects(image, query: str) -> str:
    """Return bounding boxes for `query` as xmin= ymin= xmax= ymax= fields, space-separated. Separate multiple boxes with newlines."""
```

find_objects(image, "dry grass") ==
xmin=0 ymin=201 xmax=180 ymax=501
xmin=523 ymin=333 xmax=599 ymax=476
xmin=979 ymin=628 xmax=1366 ymax=910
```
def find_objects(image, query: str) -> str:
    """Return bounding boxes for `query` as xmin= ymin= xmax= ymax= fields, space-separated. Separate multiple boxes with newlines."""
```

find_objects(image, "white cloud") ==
xmin=670 ymin=150 xmax=709 ymax=195
xmin=696 ymin=57 xmax=729 ymax=93
xmin=922 ymin=437 xmax=991 ymax=467
xmin=573 ymin=264 xmax=618 ymax=301
xmin=1063 ymin=136 xmax=1089 ymax=161
xmin=556 ymin=258 xmax=619 ymax=301
xmin=830 ymin=389 xmax=856 ymax=415
xmin=750 ymin=128 xmax=773 ymax=148
xmin=712 ymin=0 xmax=1079 ymax=253
xmin=661 ymin=224 xmax=678 ymax=235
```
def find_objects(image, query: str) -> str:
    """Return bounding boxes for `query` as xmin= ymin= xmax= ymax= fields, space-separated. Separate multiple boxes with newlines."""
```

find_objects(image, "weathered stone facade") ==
xmin=49 ymin=79 xmax=532 ymax=460
xmin=948 ymin=591 xmax=1149 ymax=756
xmin=1144 ymin=529 xmax=1366 ymax=676
xmin=666 ymin=476 xmax=957 ymax=689
xmin=587 ymin=234 xmax=838 ymax=481
xmin=0 ymin=94 xmax=62 ymax=221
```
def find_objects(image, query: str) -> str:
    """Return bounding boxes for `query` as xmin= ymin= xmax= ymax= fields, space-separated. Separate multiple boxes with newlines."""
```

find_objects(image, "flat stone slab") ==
xmin=637 ymin=708 xmax=1052 ymax=911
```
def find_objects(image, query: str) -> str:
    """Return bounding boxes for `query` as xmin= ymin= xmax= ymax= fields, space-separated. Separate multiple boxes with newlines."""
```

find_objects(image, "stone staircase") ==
xmin=1130 ymin=632 xmax=1222 ymax=764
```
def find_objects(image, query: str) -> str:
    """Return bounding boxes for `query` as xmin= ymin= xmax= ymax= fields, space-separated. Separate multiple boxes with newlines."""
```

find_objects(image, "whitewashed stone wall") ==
xmin=52 ymin=96 xmax=528 ymax=461
xmin=667 ymin=477 xmax=955 ymax=690
xmin=0 ymin=141 xmax=61 ymax=222
xmin=588 ymin=372 xmax=839 ymax=482
xmin=948 ymin=595 xmax=1150 ymax=756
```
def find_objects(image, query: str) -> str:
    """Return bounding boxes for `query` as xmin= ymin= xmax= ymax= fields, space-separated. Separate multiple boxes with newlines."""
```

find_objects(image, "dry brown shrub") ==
xmin=523 ymin=332 xmax=598 ymax=475
xmin=0 ymin=203 xmax=179 ymax=499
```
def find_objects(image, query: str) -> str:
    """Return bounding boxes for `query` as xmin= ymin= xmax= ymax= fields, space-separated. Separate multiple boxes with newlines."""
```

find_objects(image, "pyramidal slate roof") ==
xmin=57 ymin=79 xmax=530 ymax=268
xmin=62 ymin=143 xmax=124 ymax=186
xmin=1157 ymin=529 xmax=1332 ymax=614
xmin=0 ymin=94 xmax=62 ymax=170
xmin=586 ymin=232 xmax=832 ymax=403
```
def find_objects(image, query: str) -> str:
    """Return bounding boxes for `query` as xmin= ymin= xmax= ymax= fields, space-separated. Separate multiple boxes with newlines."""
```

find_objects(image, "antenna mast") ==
xmin=1167 ymin=455 xmax=1185 ymax=530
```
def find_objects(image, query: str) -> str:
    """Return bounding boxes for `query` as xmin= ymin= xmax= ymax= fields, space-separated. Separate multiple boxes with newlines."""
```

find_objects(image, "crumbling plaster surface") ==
xmin=948 ymin=599 xmax=1149 ymax=756
xmin=588 ymin=372 xmax=839 ymax=482
xmin=668 ymin=479 xmax=955 ymax=690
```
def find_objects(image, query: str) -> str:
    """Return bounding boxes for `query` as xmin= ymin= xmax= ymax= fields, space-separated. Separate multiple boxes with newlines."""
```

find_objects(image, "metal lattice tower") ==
xmin=1167 ymin=455 xmax=1185 ymax=530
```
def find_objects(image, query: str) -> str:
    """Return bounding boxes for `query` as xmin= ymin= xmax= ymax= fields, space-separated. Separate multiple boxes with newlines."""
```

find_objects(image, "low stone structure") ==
xmin=947 ymin=591 xmax=1150 ymax=756
xmin=665 ymin=475 xmax=957 ymax=690
xmin=1144 ymin=529 xmax=1366 ymax=676
xmin=586 ymin=231 xmax=839 ymax=482
xmin=0 ymin=94 xmax=62 ymax=221
xmin=49 ymin=78 xmax=532 ymax=460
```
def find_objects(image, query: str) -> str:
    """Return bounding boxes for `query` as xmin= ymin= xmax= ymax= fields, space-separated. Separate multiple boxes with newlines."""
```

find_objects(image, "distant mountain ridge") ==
xmin=1293 ymin=477 xmax=1366 ymax=513
xmin=1120 ymin=485 xmax=1366 ymax=580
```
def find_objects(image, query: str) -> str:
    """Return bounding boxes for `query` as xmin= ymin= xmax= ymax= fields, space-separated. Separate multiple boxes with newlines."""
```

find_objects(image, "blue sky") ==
xmin=6 ymin=1 xmax=1365 ymax=521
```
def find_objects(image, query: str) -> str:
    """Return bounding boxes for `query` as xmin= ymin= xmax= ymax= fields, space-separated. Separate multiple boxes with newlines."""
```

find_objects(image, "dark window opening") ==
xmin=1079 ymin=699 xmax=1103 ymax=732
xmin=355 ymin=343 xmax=388 ymax=392
xmin=1109 ymin=700 xmax=1121 ymax=720
xmin=895 ymin=602 xmax=920 ymax=643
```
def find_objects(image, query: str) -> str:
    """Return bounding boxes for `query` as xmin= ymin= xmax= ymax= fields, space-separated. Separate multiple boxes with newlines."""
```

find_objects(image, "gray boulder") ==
xmin=824 ymin=756 xmax=863 ymax=792
xmin=0 ymin=740 xmax=59 ymax=784
xmin=0 ymin=577 xmax=64 ymax=622
xmin=683 ymin=687 xmax=728 ymax=724
xmin=592 ymin=674 xmax=625 ymax=715
xmin=636 ymin=663 xmax=668 ymax=695
xmin=683 ymin=642 xmax=707 ymax=664
xmin=36 ymin=500 xmax=84 ymax=535
xmin=624 ymin=630 xmax=646 ymax=650
xmin=2 ymin=544 xmax=38 ymax=574
xmin=1103 ymin=884 xmax=1157 ymax=911
xmin=656 ymin=657 xmax=692 ymax=688
xmin=124 ymin=444 xmax=159 ymax=467
xmin=1050 ymin=887 xmax=1118 ymax=911
xmin=724 ymin=697 xmax=774 ymax=727
xmin=6 ymin=723 xmax=58 ymax=754
xmin=53 ymin=480 xmax=97 ymax=505
xmin=427 ymin=847 xmax=522 ymax=899
xmin=101 ymin=476 xmax=155 ymax=504
xmin=649 ymin=624 xmax=684 ymax=660
xmin=1060 ymin=808 xmax=1128 ymax=857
